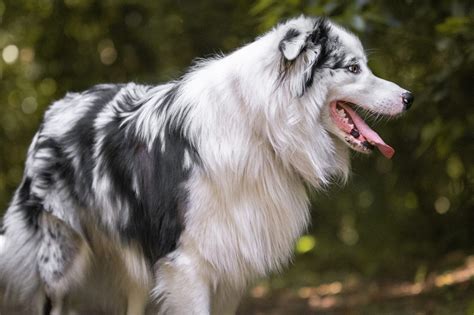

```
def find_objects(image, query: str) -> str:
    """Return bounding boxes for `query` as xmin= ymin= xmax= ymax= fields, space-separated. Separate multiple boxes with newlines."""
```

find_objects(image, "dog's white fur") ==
xmin=0 ymin=16 xmax=409 ymax=314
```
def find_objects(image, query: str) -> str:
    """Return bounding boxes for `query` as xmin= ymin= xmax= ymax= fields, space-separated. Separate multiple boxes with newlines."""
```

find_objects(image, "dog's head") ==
xmin=260 ymin=16 xmax=412 ymax=186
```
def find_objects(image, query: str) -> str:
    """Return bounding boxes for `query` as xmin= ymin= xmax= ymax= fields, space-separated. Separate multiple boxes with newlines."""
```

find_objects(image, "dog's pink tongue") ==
xmin=341 ymin=104 xmax=395 ymax=159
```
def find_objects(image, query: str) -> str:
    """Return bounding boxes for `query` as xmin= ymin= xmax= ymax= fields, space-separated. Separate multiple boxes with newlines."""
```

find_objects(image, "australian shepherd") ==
xmin=0 ymin=16 xmax=413 ymax=314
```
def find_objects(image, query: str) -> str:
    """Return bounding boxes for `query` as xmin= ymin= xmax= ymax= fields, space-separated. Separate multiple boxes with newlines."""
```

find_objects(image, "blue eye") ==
xmin=347 ymin=64 xmax=361 ymax=74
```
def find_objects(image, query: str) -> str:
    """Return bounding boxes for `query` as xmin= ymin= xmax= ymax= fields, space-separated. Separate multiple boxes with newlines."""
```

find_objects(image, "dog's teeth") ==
xmin=337 ymin=109 xmax=346 ymax=118
xmin=350 ymin=129 xmax=360 ymax=138
xmin=362 ymin=141 xmax=375 ymax=150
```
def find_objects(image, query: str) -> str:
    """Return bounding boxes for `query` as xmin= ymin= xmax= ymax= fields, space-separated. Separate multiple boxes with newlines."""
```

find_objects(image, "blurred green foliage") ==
xmin=0 ymin=0 xmax=473 ymax=287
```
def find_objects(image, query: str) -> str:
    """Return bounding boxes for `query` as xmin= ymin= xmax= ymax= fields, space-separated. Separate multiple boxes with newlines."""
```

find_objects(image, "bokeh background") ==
xmin=0 ymin=0 xmax=473 ymax=314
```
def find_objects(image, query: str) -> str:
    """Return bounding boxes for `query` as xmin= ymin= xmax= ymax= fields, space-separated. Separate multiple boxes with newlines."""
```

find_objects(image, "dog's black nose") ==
xmin=402 ymin=92 xmax=414 ymax=110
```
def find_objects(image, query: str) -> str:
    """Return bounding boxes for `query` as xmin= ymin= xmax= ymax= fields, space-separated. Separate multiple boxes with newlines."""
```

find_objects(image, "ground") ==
xmin=238 ymin=256 xmax=474 ymax=315
xmin=1 ymin=256 xmax=473 ymax=314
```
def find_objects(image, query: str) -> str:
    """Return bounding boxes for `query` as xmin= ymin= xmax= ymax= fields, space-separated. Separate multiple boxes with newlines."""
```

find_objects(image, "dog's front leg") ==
xmin=211 ymin=285 xmax=243 ymax=315
xmin=152 ymin=251 xmax=211 ymax=315
xmin=126 ymin=287 xmax=149 ymax=315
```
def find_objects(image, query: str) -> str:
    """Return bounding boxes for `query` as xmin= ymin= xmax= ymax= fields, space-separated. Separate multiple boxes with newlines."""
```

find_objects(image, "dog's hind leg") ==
xmin=34 ymin=292 xmax=52 ymax=315
xmin=119 ymin=246 xmax=152 ymax=315
xmin=37 ymin=213 xmax=90 ymax=315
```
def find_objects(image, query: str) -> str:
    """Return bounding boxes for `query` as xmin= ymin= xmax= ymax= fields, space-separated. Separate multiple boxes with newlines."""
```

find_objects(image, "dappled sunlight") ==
xmin=308 ymin=256 xmax=474 ymax=310
xmin=244 ymin=256 xmax=474 ymax=312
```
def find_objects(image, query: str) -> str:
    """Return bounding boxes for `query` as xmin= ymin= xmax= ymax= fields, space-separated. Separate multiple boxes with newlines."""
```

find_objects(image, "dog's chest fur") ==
xmin=181 ymin=150 xmax=310 ymax=288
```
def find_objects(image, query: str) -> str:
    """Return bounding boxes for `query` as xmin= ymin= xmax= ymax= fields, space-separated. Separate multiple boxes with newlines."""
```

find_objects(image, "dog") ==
xmin=0 ymin=16 xmax=413 ymax=314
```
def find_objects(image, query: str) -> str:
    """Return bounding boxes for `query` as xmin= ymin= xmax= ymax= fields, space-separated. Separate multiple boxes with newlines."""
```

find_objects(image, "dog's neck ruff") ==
xmin=121 ymin=28 xmax=350 ymax=284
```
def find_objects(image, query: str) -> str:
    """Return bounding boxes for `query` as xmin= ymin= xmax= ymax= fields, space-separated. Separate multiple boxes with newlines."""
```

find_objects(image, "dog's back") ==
xmin=0 ymin=82 xmax=187 ymax=313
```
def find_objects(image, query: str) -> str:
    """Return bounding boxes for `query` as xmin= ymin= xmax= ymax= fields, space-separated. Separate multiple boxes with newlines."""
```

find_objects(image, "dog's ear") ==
xmin=279 ymin=29 xmax=307 ymax=61
xmin=279 ymin=18 xmax=330 ymax=62
xmin=308 ymin=18 xmax=329 ymax=48
xmin=279 ymin=18 xmax=332 ymax=96
xmin=302 ymin=18 xmax=330 ymax=89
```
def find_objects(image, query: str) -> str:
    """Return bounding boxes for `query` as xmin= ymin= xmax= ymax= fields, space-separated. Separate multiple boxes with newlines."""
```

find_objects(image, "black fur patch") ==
xmin=15 ymin=137 xmax=77 ymax=230
xmin=278 ymin=28 xmax=301 ymax=57
xmin=16 ymin=176 xmax=44 ymax=229
xmin=96 ymin=84 xmax=197 ymax=263
xmin=12 ymin=82 xmax=194 ymax=265
xmin=277 ymin=17 xmax=335 ymax=93
xmin=305 ymin=18 xmax=332 ymax=88
xmin=62 ymin=84 xmax=123 ymax=206
xmin=283 ymin=28 xmax=300 ymax=41
xmin=36 ymin=138 xmax=74 ymax=190
xmin=43 ymin=296 xmax=52 ymax=315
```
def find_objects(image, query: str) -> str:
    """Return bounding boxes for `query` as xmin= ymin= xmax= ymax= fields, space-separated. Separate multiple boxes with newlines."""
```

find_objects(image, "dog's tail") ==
xmin=0 ymin=208 xmax=43 ymax=303
xmin=0 ymin=223 xmax=5 ymax=255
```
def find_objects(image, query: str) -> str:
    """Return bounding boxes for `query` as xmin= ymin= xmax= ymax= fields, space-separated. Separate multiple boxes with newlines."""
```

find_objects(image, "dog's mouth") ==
xmin=330 ymin=101 xmax=394 ymax=159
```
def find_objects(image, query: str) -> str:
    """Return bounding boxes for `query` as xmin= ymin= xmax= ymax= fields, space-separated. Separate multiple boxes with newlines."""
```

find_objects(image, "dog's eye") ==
xmin=347 ymin=64 xmax=361 ymax=74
